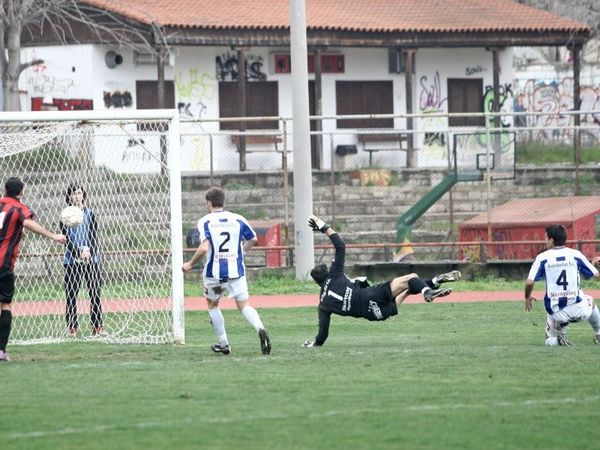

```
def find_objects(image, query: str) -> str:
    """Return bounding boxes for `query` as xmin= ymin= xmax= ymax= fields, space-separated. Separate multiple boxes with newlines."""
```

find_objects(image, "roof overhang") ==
xmin=164 ymin=27 xmax=591 ymax=49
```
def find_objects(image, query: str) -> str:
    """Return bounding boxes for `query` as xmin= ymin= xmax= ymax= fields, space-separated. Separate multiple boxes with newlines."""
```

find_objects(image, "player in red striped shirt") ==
xmin=0 ymin=177 xmax=66 ymax=361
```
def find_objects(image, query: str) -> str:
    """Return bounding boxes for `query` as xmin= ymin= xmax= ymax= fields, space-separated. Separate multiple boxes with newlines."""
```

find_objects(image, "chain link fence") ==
xmin=180 ymin=111 xmax=600 ymax=266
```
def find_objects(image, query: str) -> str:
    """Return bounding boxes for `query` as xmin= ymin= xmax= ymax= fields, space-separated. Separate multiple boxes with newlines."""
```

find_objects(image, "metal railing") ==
xmin=179 ymin=110 xmax=600 ymax=265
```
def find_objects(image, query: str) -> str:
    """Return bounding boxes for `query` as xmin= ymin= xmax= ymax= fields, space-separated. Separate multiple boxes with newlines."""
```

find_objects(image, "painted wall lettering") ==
xmin=103 ymin=90 xmax=133 ymax=108
xmin=419 ymin=72 xmax=446 ymax=112
xmin=514 ymin=78 xmax=600 ymax=143
xmin=216 ymin=52 xmax=267 ymax=81
xmin=465 ymin=65 xmax=485 ymax=76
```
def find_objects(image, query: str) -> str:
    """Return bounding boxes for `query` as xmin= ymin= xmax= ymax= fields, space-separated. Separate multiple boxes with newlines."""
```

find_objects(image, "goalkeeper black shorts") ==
xmin=361 ymin=281 xmax=398 ymax=321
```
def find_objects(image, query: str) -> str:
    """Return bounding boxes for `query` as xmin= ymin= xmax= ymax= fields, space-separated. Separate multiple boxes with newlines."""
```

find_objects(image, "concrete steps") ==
xmin=17 ymin=165 xmax=592 ymax=269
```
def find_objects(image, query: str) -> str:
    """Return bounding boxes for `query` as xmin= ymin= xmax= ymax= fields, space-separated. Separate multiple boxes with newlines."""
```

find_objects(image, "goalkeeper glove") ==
xmin=308 ymin=215 xmax=328 ymax=233
xmin=301 ymin=340 xmax=315 ymax=347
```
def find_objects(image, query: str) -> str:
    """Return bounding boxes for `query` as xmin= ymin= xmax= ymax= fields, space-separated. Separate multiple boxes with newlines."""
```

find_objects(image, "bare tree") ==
xmin=550 ymin=0 xmax=600 ymax=62
xmin=553 ymin=0 xmax=600 ymax=37
xmin=517 ymin=0 xmax=600 ymax=64
xmin=0 ymin=0 xmax=163 ymax=111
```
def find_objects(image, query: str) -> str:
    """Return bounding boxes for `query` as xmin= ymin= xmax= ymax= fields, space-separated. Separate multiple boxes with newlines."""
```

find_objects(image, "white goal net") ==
xmin=0 ymin=110 xmax=184 ymax=345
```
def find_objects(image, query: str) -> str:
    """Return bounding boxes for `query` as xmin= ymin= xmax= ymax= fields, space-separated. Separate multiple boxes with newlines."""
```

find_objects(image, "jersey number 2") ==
xmin=218 ymin=232 xmax=231 ymax=252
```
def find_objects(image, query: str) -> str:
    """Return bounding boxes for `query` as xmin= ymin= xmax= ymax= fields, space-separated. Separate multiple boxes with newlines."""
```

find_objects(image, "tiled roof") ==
xmin=84 ymin=0 xmax=590 ymax=33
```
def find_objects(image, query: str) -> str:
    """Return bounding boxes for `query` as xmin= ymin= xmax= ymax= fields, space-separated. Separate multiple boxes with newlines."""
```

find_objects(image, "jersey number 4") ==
xmin=556 ymin=270 xmax=568 ymax=290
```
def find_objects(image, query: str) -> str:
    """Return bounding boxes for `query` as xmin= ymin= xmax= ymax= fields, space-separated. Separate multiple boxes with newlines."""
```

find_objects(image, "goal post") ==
xmin=0 ymin=109 xmax=185 ymax=345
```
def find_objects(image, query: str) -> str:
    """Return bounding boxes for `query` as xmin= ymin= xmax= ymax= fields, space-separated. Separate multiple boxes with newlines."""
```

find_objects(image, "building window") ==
xmin=135 ymin=81 xmax=175 ymax=109
xmin=135 ymin=81 xmax=175 ymax=132
xmin=447 ymin=78 xmax=484 ymax=127
xmin=219 ymin=81 xmax=278 ymax=130
xmin=336 ymin=81 xmax=394 ymax=129
xmin=388 ymin=49 xmax=415 ymax=74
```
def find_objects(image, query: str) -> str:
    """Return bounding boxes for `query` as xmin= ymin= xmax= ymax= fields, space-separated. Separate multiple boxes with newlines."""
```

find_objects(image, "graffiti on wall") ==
xmin=465 ymin=65 xmax=485 ymax=76
xmin=418 ymin=70 xmax=516 ymax=162
xmin=483 ymin=83 xmax=513 ymax=128
xmin=27 ymin=60 xmax=75 ymax=97
xmin=418 ymin=72 xmax=448 ymax=161
xmin=424 ymin=132 xmax=446 ymax=147
xmin=216 ymin=51 xmax=267 ymax=82
xmin=419 ymin=71 xmax=446 ymax=112
xmin=175 ymin=68 xmax=216 ymax=119
xmin=514 ymin=78 xmax=600 ymax=143
xmin=175 ymin=68 xmax=219 ymax=170
xmin=103 ymin=91 xmax=133 ymax=108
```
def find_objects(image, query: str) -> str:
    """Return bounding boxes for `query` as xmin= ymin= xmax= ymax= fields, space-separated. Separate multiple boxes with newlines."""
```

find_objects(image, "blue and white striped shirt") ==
xmin=198 ymin=210 xmax=256 ymax=281
xmin=527 ymin=246 xmax=598 ymax=314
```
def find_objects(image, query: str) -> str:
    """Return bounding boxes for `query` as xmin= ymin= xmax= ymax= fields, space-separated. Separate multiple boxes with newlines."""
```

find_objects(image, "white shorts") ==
xmin=550 ymin=294 xmax=594 ymax=324
xmin=203 ymin=276 xmax=249 ymax=302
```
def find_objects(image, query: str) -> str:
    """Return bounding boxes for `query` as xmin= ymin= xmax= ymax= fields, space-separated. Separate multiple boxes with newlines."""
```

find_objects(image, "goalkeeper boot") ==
xmin=423 ymin=287 xmax=452 ymax=303
xmin=258 ymin=328 xmax=272 ymax=355
xmin=210 ymin=343 xmax=231 ymax=355
xmin=557 ymin=335 xmax=573 ymax=346
xmin=0 ymin=350 xmax=10 ymax=362
xmin=435 ymin=270 xmax=462 ymax=284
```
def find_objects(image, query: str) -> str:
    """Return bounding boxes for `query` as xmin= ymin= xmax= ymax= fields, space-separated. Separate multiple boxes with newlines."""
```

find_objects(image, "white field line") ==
xmin=8 ymin=395 xmax=600 ymax=440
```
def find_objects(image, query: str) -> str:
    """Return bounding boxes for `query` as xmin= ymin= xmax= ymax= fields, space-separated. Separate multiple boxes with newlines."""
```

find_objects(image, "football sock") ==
xmin=0 ymin=310 xmax=13 ymax=352
xmin=559 ymin=323 xmax=569 ymax=337
xmin=241 ymin=305 xmax=264 ymax=332
xmin=208 ymin=308 xmax=228 ymax=346
xmin=588 ymin=304 xmax=600 ymax=334
xmin=546 ymin=318 xmax=560 ymax=337
xmin=407 ymin=277 xmax=428 ymax=295
xmin=431 ymin=276 xmax=444 ymax=287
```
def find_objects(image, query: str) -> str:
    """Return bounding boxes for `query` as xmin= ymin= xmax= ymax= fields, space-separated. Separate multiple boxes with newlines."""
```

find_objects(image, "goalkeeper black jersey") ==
xmin=313 ymin=233 xmax=397 ymax=345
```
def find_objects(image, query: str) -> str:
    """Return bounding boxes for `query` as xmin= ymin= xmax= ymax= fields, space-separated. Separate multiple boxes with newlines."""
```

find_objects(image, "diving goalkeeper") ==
xmin=303 ymin=215 xmax=459 ymax=347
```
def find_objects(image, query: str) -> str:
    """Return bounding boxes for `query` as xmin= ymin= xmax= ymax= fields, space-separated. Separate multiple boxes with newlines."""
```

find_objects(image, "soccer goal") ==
xmin=0 ymin=110 xmax=184 ymax=345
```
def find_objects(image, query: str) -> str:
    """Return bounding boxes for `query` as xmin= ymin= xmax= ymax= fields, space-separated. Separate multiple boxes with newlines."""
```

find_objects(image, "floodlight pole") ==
xmin=290 ymin=0 xmax=315 ymax=280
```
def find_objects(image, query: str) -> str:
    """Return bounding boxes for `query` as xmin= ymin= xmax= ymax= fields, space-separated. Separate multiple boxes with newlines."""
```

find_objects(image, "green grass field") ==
xmin=2 ymin=301 xmax=600 ymax=450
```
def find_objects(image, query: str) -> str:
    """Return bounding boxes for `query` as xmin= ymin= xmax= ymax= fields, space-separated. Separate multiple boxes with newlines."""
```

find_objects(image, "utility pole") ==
xmin=290 ymin=0 xmax=315 ymax=279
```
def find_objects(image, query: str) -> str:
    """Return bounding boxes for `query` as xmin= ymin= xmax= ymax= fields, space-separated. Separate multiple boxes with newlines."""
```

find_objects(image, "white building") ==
xmin=16 ymin=0 xmax=591 ymax=173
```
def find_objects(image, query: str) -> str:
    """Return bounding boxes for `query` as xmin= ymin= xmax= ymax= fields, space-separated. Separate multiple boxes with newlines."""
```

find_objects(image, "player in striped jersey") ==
xmin=182 ymin=187 xmax=271 ymax=355
xmin=525 ymin=224 xmax=600 ymax=346
xmin=0 ymin=177 xmax=66 ymax=361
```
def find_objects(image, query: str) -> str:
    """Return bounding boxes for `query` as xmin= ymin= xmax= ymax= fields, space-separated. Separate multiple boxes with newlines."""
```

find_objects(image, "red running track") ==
xmin=13 ymin=290 xmax=600 ymax=315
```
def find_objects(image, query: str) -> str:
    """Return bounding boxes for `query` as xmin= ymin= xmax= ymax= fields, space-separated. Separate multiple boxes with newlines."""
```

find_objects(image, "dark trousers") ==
xmin=64 ymin=263 xmax=102 ymax=329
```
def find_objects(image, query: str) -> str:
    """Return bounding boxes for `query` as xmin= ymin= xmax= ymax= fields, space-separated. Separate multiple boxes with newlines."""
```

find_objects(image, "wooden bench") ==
xmin=357 ymin=133 xmax=408 ymax=167
xmin=231 ymin=134 xmax=289 ymax=169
